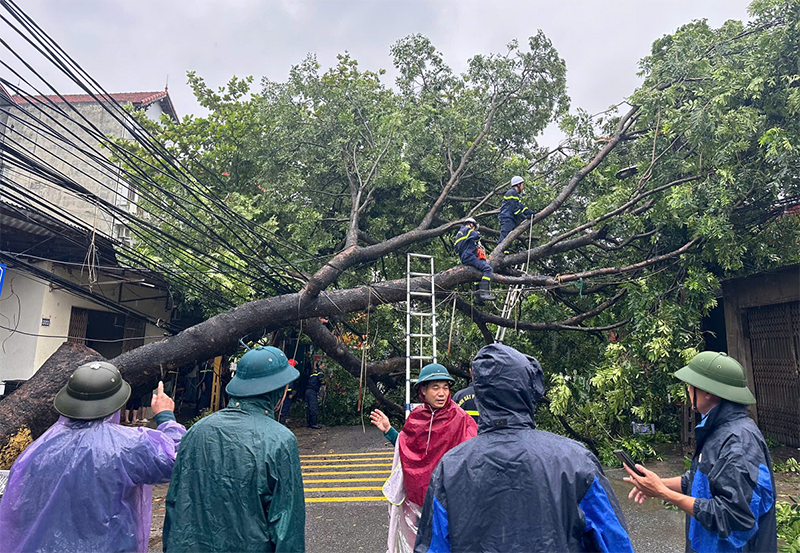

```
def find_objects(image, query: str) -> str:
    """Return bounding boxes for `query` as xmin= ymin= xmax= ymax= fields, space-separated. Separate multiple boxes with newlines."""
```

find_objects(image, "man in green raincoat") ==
xmin=163 ymin=346 xmax=305 ymax=552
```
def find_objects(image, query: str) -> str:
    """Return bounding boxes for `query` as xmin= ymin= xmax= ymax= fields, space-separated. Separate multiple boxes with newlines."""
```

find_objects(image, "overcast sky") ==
xmin=4 ymin=0 xmax=752 ymax=142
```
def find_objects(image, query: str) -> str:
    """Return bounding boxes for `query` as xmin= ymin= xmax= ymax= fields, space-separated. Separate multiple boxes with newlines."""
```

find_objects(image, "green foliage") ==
xmin=112 ymin=2 xmax=800 ymax=444
xmin=774 ymin=458 xmax=800 ymax=474
xmin=319 ymin=363 xmax=375 ymax=427
xmin=598 ymin=436 xmax=660 ymax=468
xmin=778 ymin=496 xmax=800 ymax=552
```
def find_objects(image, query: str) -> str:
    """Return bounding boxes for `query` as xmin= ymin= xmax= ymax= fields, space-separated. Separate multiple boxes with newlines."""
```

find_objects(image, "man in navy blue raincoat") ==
xmin=498 ymin=175 xmax=534 ymax=248
xmin=453 ymin=218 xmax=494 ymax=303
xmin=414 ymin=344 xmax=634 ymax=553
xmin=624 ymin=351 xmax=776 ymax=553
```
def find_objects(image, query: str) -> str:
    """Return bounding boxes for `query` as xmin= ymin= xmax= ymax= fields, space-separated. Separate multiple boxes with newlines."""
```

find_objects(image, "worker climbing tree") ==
xmin=453 ymin=218 xmax=495 ymax=304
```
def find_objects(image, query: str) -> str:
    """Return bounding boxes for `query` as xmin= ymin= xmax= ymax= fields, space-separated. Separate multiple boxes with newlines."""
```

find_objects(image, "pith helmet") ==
xmin=54 ymin=361 xmax=131 ymax=420
xmin=510 ymin=176 xmax=524 ymax=187
xmin=226 ymin=346 xmax=300 ymax=397
xmin=416 ymin=363 xmax=455 ymax=388
xmin=674 ymin=351 xmax=756 ymax=405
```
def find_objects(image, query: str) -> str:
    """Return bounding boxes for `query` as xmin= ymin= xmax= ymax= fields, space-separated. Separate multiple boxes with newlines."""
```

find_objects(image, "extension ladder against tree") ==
xmin=495 ymin=224 xmax=536 ymax=343
xmin=406 ymin=253 xmax=438 ymax=419
xmin=495 ymin=281 xmax=525 ymax=343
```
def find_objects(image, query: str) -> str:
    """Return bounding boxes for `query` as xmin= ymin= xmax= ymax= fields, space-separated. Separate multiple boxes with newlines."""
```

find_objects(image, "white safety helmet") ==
xmin=464 ymin=217 xmax=477 ymax=226
xmin=510 ymin=176 xmax=524 ymax=187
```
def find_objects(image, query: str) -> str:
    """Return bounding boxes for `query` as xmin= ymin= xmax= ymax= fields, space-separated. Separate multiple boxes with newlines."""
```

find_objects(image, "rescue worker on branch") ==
xmin=414 ymin=344 xmax=634 ymax=553
xmin=0 ymin=362 xmax=185 ymax=553
xmin=498 ymin=175 xmax=534 ymax=249
xmin=306 ymin=360 xmax=325 ymax=429
xmin=162 ymin=346 xmax=305 ymax=552
xmin=453 ymin=217 xmax=495 ymax=304
xmin=370 ymin=363 xmax=477 ymax=553
xmin=624 ymin=351 xmax=777 ymax=553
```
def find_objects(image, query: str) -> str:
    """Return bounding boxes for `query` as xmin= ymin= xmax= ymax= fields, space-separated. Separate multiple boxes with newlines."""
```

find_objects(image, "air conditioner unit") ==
xmin=126 ymin=202 xmax=138 ymax=215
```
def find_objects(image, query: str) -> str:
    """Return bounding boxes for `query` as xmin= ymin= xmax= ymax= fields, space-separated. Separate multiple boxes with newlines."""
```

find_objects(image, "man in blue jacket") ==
xmin=498 ymin=175 xmax=534 ymax=248
xmin=624 ymin=351 xmax=776 ymax=553
xmin=453 ymin=217 xmax=494 ymax=303
xmin=414 ymin=344 xmax=634 ymax=553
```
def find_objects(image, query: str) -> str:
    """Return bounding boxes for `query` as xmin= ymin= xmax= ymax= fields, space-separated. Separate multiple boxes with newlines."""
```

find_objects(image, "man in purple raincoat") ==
xmin=0 ymin=361 xmax=185 ymax=553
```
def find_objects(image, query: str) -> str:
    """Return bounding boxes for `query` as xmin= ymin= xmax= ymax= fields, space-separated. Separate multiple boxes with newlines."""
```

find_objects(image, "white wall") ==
xmin=0 ymin=267 xmax=45 ymax=381
xmin=0 ymin=261 xmax=173 ymax=381
xmin=32 ymin=264 xmax=173 ymax=370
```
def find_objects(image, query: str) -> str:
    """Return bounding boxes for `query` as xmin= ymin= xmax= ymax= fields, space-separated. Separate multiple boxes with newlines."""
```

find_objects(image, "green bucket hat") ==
xmin=54 ymin=361 xmax=132 ymax=420
xmin=226 ymin=346 xmax=300 ymax=397
xmin=416 ymin=363 xmax=455 ymax=389
xmin=674 ymin=351 xmax=756 ymax=405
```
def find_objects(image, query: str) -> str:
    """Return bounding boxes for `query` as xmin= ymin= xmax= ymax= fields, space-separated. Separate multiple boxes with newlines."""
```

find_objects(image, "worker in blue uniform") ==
xmin=453 ymin=368 xmax=479 ymax=424
xmin=453 ymin=217 xmax=494 ymax=304
xmin=498 ymin=175 xmax=534 ymax=248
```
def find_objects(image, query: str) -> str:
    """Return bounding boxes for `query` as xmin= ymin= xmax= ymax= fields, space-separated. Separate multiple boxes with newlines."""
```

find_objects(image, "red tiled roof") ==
xmin=11 ymin=90 xmax=168 ymax=106
xmin=11 ymin=89 xmax=179 ymax=122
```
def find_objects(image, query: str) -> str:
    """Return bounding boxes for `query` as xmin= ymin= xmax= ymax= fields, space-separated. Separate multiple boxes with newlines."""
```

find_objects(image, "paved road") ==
xmin=296 ymin=425 xmax=686 ymax=552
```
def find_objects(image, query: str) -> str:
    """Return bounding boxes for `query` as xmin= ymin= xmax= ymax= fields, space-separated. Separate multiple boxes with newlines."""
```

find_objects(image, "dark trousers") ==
xmin=305 ymin=389 xmax=319 ymax=427
xmin=460 ymin=251 xmax=492 ymax=279
xmin=280 ymin=396 xmax=292 ymax=424
xmin=498 ymin=217 xmax=517 ymax=246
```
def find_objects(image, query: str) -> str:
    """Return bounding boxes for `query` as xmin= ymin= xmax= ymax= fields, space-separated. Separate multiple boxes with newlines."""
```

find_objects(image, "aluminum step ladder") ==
xmin=406 ymin=253 xmax=438 ymax=419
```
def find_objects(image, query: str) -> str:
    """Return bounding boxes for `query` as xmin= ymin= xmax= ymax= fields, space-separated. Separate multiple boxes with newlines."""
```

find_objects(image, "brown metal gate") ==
xmin=746 ymin=301 xmax=800 ymax=446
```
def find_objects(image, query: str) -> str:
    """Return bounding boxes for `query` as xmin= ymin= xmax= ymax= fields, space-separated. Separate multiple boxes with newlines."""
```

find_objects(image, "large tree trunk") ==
xmin=0 ymin=343 xmax=105 ymax=449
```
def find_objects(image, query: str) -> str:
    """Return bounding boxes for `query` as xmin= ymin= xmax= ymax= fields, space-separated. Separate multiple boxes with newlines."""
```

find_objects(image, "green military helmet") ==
xmin=674 ymin=351 xmax=756 ymax=405
xmin=54 ymin=361 xmax=132 ymax=420
xmin=226 ymin=346 xmax=300 ymax=397
xmin=416 ymin=363 xmax=455 ymax=389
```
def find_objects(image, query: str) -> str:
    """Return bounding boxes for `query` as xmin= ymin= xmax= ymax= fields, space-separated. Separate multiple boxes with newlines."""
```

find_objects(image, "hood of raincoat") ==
xmin=0 ymin=411 xmax=184 ymax=553
xmin=471 ymin=343 xmax=544 ymax=433
xmin=398 ymin=396 xmax=477 ymax=506
xmin=163 ymin=392 xmax=305 ymax=553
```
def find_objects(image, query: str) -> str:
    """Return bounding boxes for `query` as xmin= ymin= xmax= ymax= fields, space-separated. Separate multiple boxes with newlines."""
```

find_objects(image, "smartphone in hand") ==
xmin=614 ymin=449 xmax=644 ymax=477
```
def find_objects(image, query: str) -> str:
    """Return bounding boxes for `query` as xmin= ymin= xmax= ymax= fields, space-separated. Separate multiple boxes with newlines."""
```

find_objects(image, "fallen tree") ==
xmin=2 ymin=4 xmax=799 ymax=451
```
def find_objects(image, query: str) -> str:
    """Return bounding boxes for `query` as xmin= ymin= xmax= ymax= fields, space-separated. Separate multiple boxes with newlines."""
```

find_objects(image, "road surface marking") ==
xmin=303 ymin=478 xmax=386 ymax=483
xmin=306 ymin=496 xmax=386 ymax=503
xmin=301 ymin=463 xmax=392 ymax=469
xmin=300 ymin=457 xmax=392 ymax=463
xmin=302 ymin=470 xmax=390 ymax=476
xmin=300 ymin=451 xmax=392 ymax=458
xmin=305 ymin=486 xmax=383 ymax=492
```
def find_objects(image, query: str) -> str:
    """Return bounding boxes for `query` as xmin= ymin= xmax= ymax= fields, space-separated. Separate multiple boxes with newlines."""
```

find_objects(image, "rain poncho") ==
xmin=0 ymin=411 xmax=185 ymax=553
xmin=414 ymin=344 xmax=633 ymax=553
xmin=383 ymin=396 xmax=477 ymax=553
xmin=398 ymin=398 xmax=477 ymax=506
xmin=681 ymin=400 xmax=776 ymax=553
xmin=162 ymin=392 xmax=305 ymax=553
